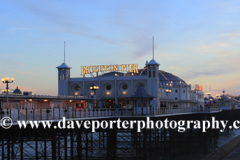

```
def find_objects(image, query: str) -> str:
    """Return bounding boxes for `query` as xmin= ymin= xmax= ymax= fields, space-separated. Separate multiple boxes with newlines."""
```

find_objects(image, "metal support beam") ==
xmin=52 ymin=137 xmax=56 ymax=159
xmin=2 ymin=140 xmax=5 ymax=160
xmin=44 ymin=138 xmax=46 ymax=160
xmin=77 ymin=132 xmax=82 ymax=160
xmin=71 ymin=131 xmax=73 ymax=160
xmin=7 ymin=139 xmax=10 ymax=160
xmin=86 ymin=132 xmax=88 ymax=159
xmin=35 ymin=139 xmax=38 ymax=159
xmin=65 ymin=132 xmax=67 ymax=159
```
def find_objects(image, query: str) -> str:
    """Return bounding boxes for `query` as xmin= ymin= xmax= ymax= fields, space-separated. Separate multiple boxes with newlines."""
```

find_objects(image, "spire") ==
xmin=64 ymin=41 xmax=66 ymax=63
xmin=145 ymin=37 xmax=159 ymax=66
xmin=152 ymin=36 xmax=154 ymax=60
xmin=56 ymin=41 xmax=71 ymax=69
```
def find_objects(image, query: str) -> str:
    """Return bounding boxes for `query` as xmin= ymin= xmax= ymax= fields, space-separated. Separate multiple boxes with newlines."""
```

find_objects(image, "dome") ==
xmin=146 ymin=59 xmax=159 ymax=65
xmin=97 ymin=64 xmax=188 ymax=87
xmin=137 ymin=68 xmax=188 ymax=87
xmin=56 ymin=63 xmax=71 ymax=69
xmin=13 ymin=86 xmax=22 ymax=94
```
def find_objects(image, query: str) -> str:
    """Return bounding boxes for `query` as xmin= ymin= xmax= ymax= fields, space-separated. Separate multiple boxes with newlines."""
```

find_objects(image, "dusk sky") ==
xmin=0 ymin=0 xmax=240 ymax=96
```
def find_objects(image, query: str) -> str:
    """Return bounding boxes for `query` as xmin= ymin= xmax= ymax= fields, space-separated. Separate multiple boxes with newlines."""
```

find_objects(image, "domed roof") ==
xmin=98 ymin=64 xmax=188 ymax=87
xmin=146 ymin=59 xmax=159 ymax=65
xmin=137 ymin=68 xmax=188 ymax=87
xmin=56 ymin=63 xmax=71 ymax=69
xmin=13 ymin=86 xmax=22 ymax=94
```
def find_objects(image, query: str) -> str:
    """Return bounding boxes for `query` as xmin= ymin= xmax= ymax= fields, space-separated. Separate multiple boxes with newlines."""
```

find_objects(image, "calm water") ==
xmin=178 ymin=129 xmax=240 ymax=160
xmin=1 ymin=128 xmax=240 ymax=159
xmin=217 ymin=129 xmax=240 ymax=147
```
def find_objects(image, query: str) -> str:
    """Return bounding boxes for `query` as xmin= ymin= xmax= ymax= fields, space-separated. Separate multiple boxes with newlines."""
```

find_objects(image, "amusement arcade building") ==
xmin=57 ymin=59 xmax=204 ymax=109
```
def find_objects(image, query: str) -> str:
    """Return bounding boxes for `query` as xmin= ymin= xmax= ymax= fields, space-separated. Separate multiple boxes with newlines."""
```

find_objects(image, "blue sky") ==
xmin=0 ymin=0 xmax=240 ymax=96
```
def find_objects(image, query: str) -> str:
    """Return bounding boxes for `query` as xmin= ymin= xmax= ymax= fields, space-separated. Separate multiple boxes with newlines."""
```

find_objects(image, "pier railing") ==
xmin=0 ymin=106 xmax=222 ymax=122
xmin=0 ymin=94 xmax=88 ymax=99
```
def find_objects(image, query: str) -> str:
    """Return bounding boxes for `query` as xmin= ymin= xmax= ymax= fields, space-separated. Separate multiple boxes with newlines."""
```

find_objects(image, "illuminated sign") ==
xmin=81 ymin=64 xmax=138 ymax=75
xmin=195 ymin=84 xmax=203 ymax=91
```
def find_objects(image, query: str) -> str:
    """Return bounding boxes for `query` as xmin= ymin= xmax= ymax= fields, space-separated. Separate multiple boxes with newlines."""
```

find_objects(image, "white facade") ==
xmin=57 ymin=59 xmax=204 ymax=108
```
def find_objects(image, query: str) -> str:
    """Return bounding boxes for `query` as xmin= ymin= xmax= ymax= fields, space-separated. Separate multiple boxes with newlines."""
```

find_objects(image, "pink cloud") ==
xmin=14 ymin=70 xmax=41 ymax=76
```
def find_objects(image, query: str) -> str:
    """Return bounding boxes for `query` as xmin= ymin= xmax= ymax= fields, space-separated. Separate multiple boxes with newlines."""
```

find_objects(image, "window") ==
xmin=153 ymin=71 xmax=155 ymax=77
xmin=63 ymin=74 xmax=66 ymax=80
xmin=106 ymin=85 xmax=111 ymax=90
xmin=183 ymin=90 xmax=185 ymax=93
xmin=59 ymin=74 xmax=61 ymax=80
xmin=75 ymin=86 xmax=80 ymax=91
xmin=175 ymin=90 xmax=178 ymax=93
xmin=149 ymin=71 xmax=151 ymax=77
xmin=175 ymin=97 xmax=178 ymax=100
xmin=122 ymin=84 xmax=128 ymax=90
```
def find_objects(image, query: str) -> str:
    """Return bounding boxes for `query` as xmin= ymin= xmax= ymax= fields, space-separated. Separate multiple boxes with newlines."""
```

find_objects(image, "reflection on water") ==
xmin=217 ymin=129 xmax=240 ymax=147
xmin=178 ymin=129 xmax=240 ymax=160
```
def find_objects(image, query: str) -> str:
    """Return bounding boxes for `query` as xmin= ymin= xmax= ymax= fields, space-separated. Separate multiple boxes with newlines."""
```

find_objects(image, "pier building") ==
xmin=0 ymin=87 xmax=93 ymax=110
xmin=57 ymin=59 xmax=204 ymax=109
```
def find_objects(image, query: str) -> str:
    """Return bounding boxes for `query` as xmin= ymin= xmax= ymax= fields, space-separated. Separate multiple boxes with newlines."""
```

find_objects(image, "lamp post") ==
xmin=123 ymin=91 xmax=126 ymax=108
xmin=206 ymin=92 xmax=211 ymax=107
xmin=216 ymin=94 xmax=220 ymax=106
xmin=90 ymin=85 xmax=99 ymax=108
xmin=1 ymin=77 xmax=14 ymax=112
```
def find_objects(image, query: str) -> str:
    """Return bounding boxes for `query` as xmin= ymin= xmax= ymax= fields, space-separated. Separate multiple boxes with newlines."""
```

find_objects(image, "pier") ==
xmin=0 ymin=112 xmax=225 ymax=160
xmin=0 ymin=103 xmax=225 ymax=159
xmin=0 ymin=93 xmax=225 ymax=160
